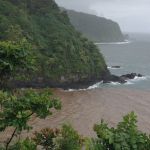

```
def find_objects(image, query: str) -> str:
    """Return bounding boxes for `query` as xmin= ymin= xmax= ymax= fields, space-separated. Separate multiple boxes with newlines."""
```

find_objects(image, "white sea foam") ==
xmin=87 ymin=81 xmax=103 ymax=89
xmin=67 ymin=76 xmax=150 ymax=91
xmin=95 ymin=40 xmax=131 ymax=45
xmin=123 ymin=76 xmax=149 ymax=85
xmin=125 ymin=81 xmax=134 ymax=85
xmin=109 ymin=82 xmax=121 ymax=85
xmin=68 ymin=88 xmax=87 ymax=92
xmin=130 ymin=76 xmax=148 ymax=82
xmin=107 ymin=66 xmax=123 ymax=70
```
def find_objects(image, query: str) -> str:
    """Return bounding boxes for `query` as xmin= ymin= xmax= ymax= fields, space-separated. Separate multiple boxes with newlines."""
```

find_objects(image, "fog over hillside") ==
xmin=55 ymin=0 xmax=150 ymax=33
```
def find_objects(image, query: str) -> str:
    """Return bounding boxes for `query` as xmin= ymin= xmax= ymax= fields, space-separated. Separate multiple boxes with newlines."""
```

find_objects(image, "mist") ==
xmin=55 ymin=0 xmax=150 ymax=33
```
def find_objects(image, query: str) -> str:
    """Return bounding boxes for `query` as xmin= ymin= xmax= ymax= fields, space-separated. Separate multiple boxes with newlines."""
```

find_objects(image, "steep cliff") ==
xmin=67 ymin=10 xmax=124 ymax=43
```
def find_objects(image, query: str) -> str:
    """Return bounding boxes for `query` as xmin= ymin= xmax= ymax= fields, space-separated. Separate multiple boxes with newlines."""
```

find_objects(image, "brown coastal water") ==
xmin=27 ymin=88 xmax=150 ymax=136
xmin=1 ymin=88 xmax=150 ymax=144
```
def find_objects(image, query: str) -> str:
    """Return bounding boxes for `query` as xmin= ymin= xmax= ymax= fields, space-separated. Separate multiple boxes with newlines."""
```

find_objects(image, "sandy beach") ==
xmin=1 ymin=88 xmax=150 ymax=143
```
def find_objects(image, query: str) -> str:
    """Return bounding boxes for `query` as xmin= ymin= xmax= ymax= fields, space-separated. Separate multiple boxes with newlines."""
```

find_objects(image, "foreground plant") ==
xmin=7 ymin=138 xmax=36 ymax=150
xmin=33 ymin=128 xmax=60 ymax=150
xmin=92 ymin=112 xmax=150 ymax=150
xmin=33 ymin=124 xmax=83 ymax=150
xmin=0 ymin=89 xmax=61 ymax=149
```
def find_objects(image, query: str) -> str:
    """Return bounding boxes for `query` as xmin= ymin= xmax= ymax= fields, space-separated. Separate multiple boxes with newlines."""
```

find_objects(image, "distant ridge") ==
xmin=66 ymin=9 xmax=125 ymax=43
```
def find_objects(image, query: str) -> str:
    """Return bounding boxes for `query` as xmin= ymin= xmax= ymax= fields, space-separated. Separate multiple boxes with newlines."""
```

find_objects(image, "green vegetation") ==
xmin=0 ymin=89 xmax=61 ymax=149
xmin=67 ymin=10 xmax=124 ymax=43
xmin=0 ymin=39 xmax=35 ymax=88
xmin=92 ymin=112 xmax=150 ymax=150
xmin=0 ymin=0 xmax=107 ymax=85
xmin=33 ymin=124 xmax=82 ymax=150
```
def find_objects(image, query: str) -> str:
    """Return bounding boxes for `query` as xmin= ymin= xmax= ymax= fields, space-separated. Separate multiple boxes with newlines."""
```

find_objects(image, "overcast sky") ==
xmin=55 ymin=0 xmax=150 ymax=33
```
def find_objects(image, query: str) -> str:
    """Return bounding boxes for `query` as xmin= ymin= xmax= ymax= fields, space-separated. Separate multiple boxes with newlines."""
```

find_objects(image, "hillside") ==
xmin=67 ymin=10 xmax=125 ymax=43
xmin=0 ymin=0 xmax=108 ymax=88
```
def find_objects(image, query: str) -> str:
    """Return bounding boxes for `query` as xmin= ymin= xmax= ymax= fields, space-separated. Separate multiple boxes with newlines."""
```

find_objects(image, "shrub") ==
xmin=55 ymin=124 xmax=83 ymax=150
xmin=33 ymin=124 xmax=83 ymax=150
xmin=8 ymin=138 xmax=36 ymax=150
xmin=93 ymin=112 xmax=150 ymax=150
xmin=33 ymin=128 xmax=60 ymax=150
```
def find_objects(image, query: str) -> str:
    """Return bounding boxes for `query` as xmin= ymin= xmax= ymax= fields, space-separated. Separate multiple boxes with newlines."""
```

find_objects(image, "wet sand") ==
xmin=1 ymin=88 xmax=150 ymax=142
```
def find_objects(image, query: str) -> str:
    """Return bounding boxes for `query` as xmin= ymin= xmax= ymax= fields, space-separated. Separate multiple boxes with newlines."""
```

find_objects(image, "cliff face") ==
xmin=67 ymin=10 xmax=125 ymax=43
xmin=0 ymin=0 xmax=108 ymax=88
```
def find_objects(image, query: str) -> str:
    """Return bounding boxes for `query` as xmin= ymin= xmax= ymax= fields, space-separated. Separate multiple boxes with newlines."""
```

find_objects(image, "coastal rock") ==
xmin=111 ymin=66 xmax=121 ymax=69
xmin=103 ymin=74 xmax=126 ymax=84
xmin=138 ymin=74 xmax=143 ymax=77
xmin=103 ymin=73 xmax=143 ymax=84
xmin=120 ymin=73 xmax=143 ymax=80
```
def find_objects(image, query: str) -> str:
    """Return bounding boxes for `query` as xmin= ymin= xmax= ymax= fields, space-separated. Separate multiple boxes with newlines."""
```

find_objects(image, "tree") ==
xmin=0 ymin=89 xmax=61 ymax=149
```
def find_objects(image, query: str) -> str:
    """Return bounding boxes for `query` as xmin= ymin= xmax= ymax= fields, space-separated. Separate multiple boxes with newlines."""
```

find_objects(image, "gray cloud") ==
xmin=55 ymin=0 xmax=150 ymax=33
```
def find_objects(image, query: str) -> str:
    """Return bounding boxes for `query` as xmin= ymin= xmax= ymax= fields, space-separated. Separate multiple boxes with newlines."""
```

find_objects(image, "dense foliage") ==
xmin=0 ymin=0 xmax=107 ymax=85
xmin=0 ymin=40 xmax=35 ymax=88
xmin=67 ymin=10 xmax=124 ymax=43
xmin=0 ymin=89 xmax=61 ymax=149
xmin=91 ymin=112 xmax=150 ymax=150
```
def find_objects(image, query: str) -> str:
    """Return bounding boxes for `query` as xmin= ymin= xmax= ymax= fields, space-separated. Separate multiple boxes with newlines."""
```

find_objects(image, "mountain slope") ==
xmin=0 ymin=0 xmax=108 ymax=88
xmin=67 ymin=10 xmax=124 ymax=43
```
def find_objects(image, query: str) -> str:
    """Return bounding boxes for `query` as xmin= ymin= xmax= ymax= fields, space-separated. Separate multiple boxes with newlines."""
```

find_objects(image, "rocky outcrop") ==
xmin=111 ymin=66 xmax=121 ymax=69
xmin=10 ymin=70 xmax=110 ymax=90
xmin=103 ymin=73 xmax=143 ymax=84
xmin=103 ymin=74 xmax=126 ymax=84
xmin=9 ymin=72 xmax=143 ymax=89
xmin=120 ymin=73 xmax=142 ymax=80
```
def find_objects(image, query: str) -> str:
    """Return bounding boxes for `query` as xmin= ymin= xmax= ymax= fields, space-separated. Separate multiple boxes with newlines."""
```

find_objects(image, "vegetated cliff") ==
xmin=0 ymin=0 xmax=109 ymax=88
xmin=67 ymin=9 xmax=125 ymax=43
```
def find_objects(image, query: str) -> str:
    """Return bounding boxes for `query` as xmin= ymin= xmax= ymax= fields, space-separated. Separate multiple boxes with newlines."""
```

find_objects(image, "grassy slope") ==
xmin=0 ymin=0 xmax=108 ymax=86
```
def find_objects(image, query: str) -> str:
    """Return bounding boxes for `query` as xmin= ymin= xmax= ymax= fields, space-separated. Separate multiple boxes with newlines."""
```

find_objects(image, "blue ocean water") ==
xmin=95 ymin=33 xmax=150 ymax=90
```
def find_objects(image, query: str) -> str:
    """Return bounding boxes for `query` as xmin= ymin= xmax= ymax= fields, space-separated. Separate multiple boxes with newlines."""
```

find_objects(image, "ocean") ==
xmin=93 ymin=33 xmax=150 ymax=90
